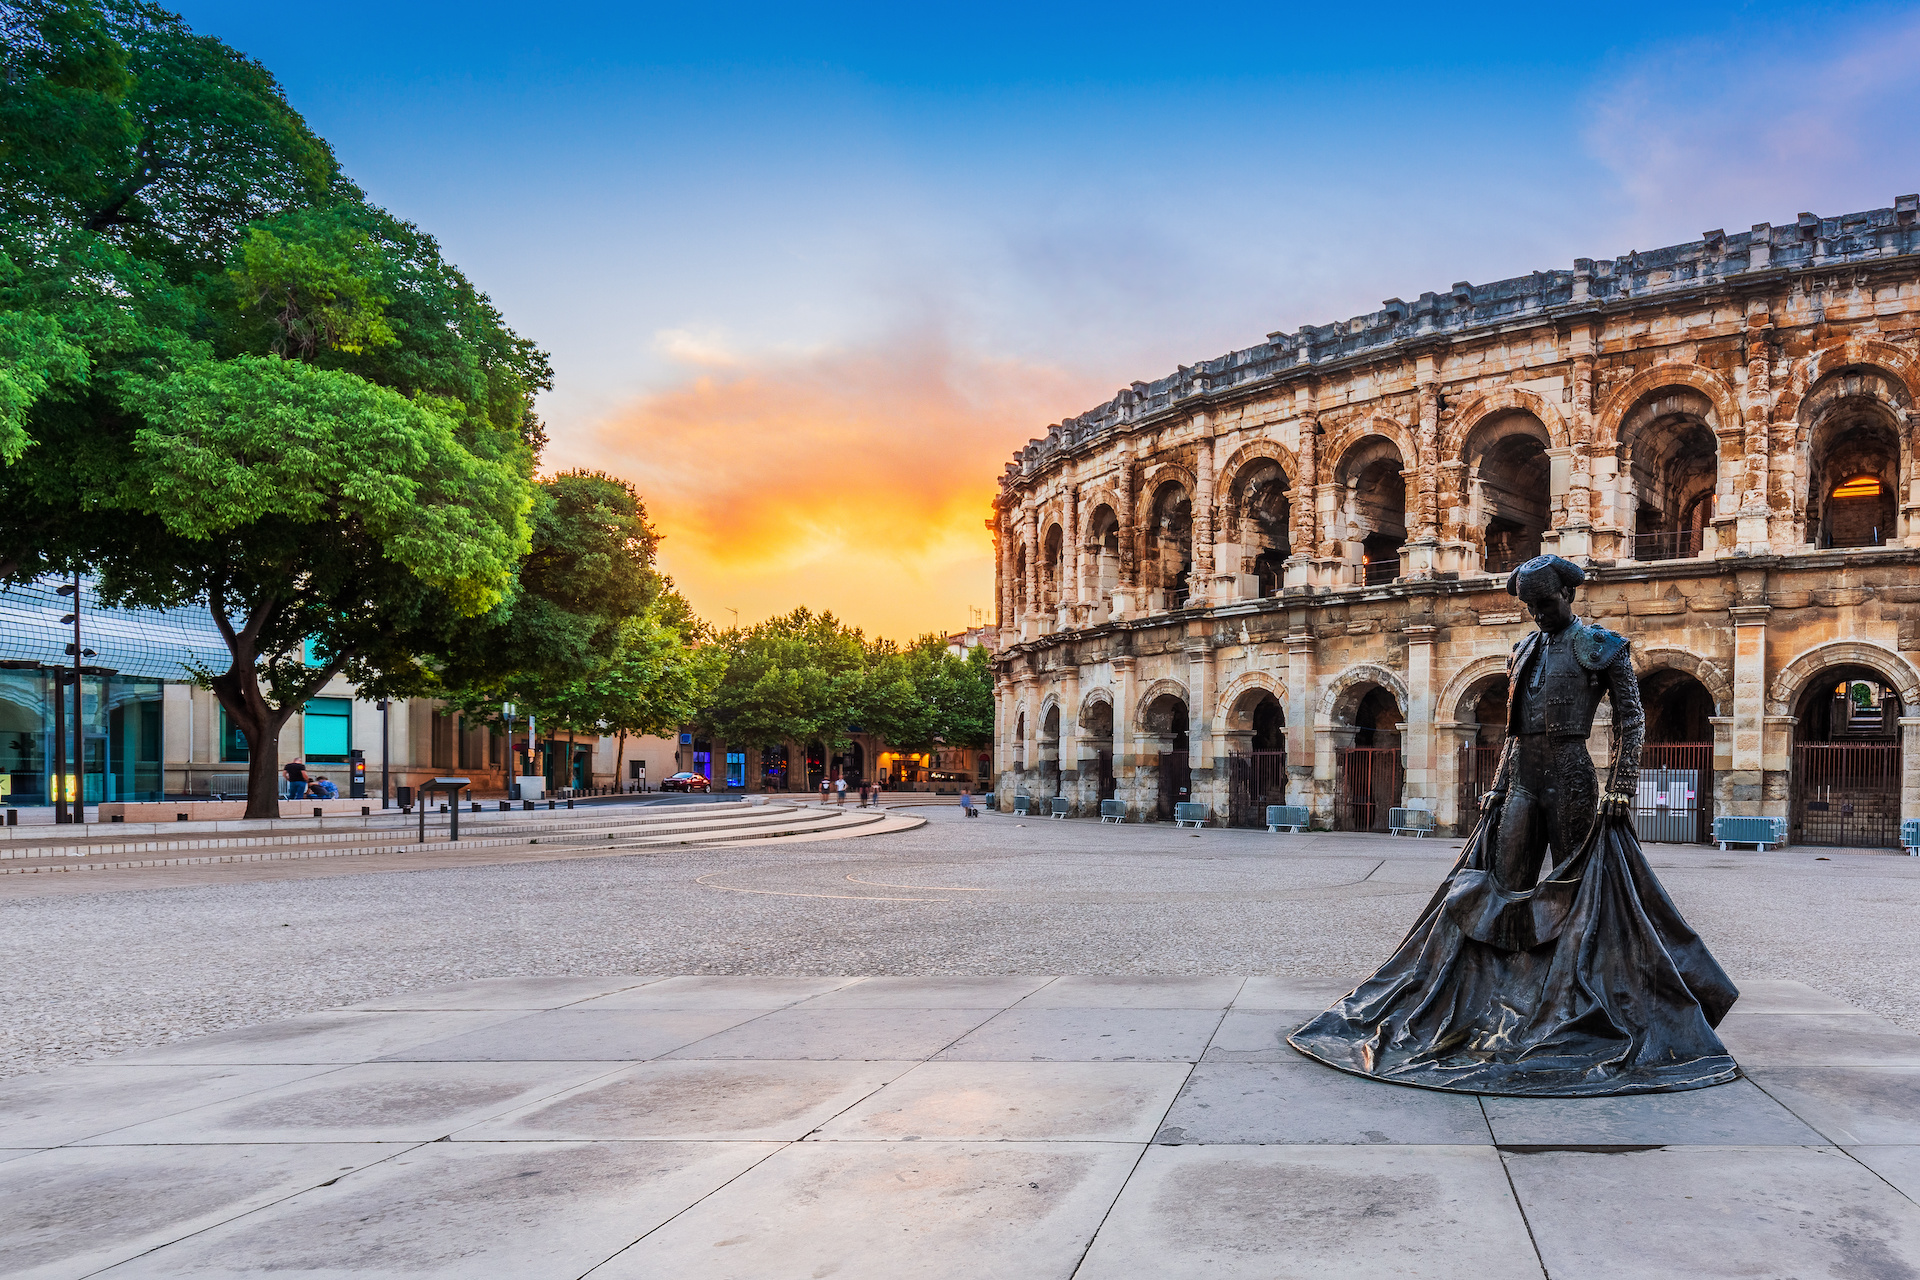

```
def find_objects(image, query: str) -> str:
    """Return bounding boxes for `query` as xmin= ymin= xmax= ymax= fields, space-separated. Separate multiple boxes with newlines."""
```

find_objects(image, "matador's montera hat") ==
xmin=1506 ymin=554 xmax=1586 ymax=602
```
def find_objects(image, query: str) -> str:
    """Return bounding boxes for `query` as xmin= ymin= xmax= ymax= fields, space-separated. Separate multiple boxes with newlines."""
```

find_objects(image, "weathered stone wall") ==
xmin=992 ymin=200 xmax=1920 ymax=838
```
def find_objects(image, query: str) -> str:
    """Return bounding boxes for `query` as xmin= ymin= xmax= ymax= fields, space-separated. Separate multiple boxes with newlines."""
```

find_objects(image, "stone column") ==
xmin=1187 ymin=635 xmax=1216 ymax=817
xmin=1067 ymin=484 xmax=1083 ymax=622
xmin=1115 ymin=450 xmax=1139 ymax=616
xmin=1740 ymin=303 xmax=1776 ymax=551
xmin=1192 ymin=422 xmax=1216 ymax=607
xmin=1025 ymin=505 xmax=1041 ymax=633
xmin=1408 ymin=374 xmax=1441 ymax=575
xmin=1285 ymin=412 xmax=1319 ymax=589
xmin=1112 ymin=654 xmax=1137 ymax=818
xmin=1729 ymin=604 xmax=1771 ymax=815
xmin=1058 ymin=666 xmax=1082 ymax=814
xmin=1313 ymin=724 xmax=1357 ymax=830
xmin=1286 ymin=618 xmax=1315 ymax=809
xmin=1403 ymin=623 xmax=1437 ymax=812
xmin=1901 ymin=717 xmax=1920 ymax=832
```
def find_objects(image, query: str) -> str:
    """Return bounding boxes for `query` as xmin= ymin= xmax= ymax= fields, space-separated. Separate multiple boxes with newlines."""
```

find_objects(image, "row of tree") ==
xmin=0 ymin=1 xmax=990 ymax=815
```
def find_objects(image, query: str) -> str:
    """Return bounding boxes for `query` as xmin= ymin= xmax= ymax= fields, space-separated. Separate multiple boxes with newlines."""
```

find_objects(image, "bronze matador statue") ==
xmin=1290 ymin=555 xmax=1739 ymax=1096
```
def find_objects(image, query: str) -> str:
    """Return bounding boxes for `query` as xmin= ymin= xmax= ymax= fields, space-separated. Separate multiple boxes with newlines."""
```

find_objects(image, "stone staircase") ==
xmin=0 ymin=800 xmax=922 ymax=877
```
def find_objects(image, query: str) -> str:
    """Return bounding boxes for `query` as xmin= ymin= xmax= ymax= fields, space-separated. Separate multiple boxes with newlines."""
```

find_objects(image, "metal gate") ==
xmin=1227 ymin=750 xmax=1288 ymax=828
xmin=1457 ymin=746 xmax=1503 ymax=830
xmin=1095 ymin=749 xmax=1115 ymax=801
xmin=1157 ymin=752 xmax=1192 ymax=822
xmin=1635 ymin=744 xmax=1714 ymax=844
xmin=1335 ymin=747 xmax=1402 ymax=832
xmin=1793 ymin=743 xmax=1901 ymax=848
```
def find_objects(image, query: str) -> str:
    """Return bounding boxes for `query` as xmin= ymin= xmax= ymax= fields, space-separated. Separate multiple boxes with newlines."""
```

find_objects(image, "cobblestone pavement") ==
xmin=4 ymin=807 xmax=1918 ymax=1077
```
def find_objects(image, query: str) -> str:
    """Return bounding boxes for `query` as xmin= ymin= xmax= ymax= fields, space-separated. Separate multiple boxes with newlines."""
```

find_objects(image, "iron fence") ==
xmin=1792 ymin=743 xmax=1901 ymax=848
xmin=1635 ymin=743 xmax=1713 ymax=844
xmin=1227 ymin=750 xmax=1288 ymax=828
xmin=1628 ymin=529 xmax=1704 ymax=562
xmin=1361 ymin=560 xmax=1400 ymax=586
xmin=1335 ymin=746 xmax=1402 ymax=832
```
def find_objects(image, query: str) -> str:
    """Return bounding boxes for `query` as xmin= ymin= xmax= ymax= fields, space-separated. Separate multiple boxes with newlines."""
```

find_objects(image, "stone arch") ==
xmin=1077 ymin=686 xmax=1115 ymax=728
xmin=1220 ymin=447 xmax=1294 ymax=592
xmin=1038 ymin=691 xmax=1061 ymax=724
xmin=1767 ymin=642 xmax=1920 ymax=718
xmin=1632 ymin=648 xmax=1732 ymax=715
xmin=1216 ymin=439 xmax=1300 ymax=497
xmin=1775 ymin=338 xmax=1920 ymax=427
xmin=1792 ymin=359 xmax=1912 ymax=546
xmin=1139 ymin=463 xmax=1197 ymax=502
xmin=1596 ymin=363 xmax=1741 ymax=453
xmin=1134 ymin=678 xmax=1190 ymax=730
xmin=1319 ymin=663 xmax=1410 ymax=723
xmin=1446 ymin=385 xmax=1571 ymax=457
xmin=1217 ymin=670 xmax=1288 ymax=729
xmin=1328 ymin=430 xmax=1408 ymax=581
xmin=1324 ymin=414 xmax=1419 ymax=474
xmin=1438 ymin=654 xmax=1514 ymax=724
xmin=1458 ymin=406 xmax=1555 ymax=571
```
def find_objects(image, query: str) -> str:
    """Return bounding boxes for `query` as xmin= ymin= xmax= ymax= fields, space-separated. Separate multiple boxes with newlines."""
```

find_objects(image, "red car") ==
xmin=659 ymin=771 xmax=711 ymax=793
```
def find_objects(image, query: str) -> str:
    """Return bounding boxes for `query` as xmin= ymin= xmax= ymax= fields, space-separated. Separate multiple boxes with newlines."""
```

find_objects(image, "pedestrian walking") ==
xmin=283 ymin=759 xmax=309 ymax=800
xmin=835 ymin=776 xmax=848 ymax=805
xmin=960 ymin=788 xmax=977 ymax=818
xmin=820 ymin=778 xmax=831 ymax=805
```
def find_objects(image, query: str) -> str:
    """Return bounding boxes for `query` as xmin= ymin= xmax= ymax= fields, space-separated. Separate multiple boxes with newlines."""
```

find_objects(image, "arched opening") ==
xmin=1225 ymin=688 xmax=1287 ymax=827
xmin=1621 ymin=408 xmax=1717 ymax=562
xmin=837 ymin=742 xmax=865 ymax=785
xmin=1809 ymin=420 xmax=1899 ymax=549
xmin=1040 ymin=704 xmax=1062 ymax=799
xmin=1635 ymin=669 xmax=1717 ymax=843
xmin=1013 ymin=711 xmax=1026 ymax=774
xmin=805 ymin=739 xmax=827 ymax=791
xmin=1335 ymin=437 xmax=1406 ymax=586
xmin=761 ymin=742 xmax=789 ymax=791
xmin=1230 ymin=460 xmax=1292 ymax=598
xmin=1015 ymin=543 xmax=1030 ymax=616
xmin=1082 ymin=698 xmax=1115 ymax=801
xmin=1454 ymin=674 xmax=1508 ymax=823
xmin=1041 ymin=523 xmax=1064 ymax=609
xmin=1790 ymin=664 xmax=1904 ymax=847
xmin=1083 ymin=504 xmax=1120 ymax=613
xmin=1333 ymin=681 xmax=1404 ymax=831
xmin=1147 ymin=482 xmax=1193 ymax=609
xmin=1142 ymin=692 xmax=1190 ymax=820
xmin=1466 ymin=415 xmax=1552 ymax=574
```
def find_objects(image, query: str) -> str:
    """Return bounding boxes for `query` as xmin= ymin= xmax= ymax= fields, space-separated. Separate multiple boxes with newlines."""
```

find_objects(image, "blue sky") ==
xmin=172 ymin=0 xmax=1920 ymax=635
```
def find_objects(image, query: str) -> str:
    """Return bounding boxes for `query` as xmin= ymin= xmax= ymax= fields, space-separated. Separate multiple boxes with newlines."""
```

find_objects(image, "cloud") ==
xmin=568 ymin=331 xmax=1106 ymax=638
xmin=1585 ymin=15 xmax=1920 ymax=239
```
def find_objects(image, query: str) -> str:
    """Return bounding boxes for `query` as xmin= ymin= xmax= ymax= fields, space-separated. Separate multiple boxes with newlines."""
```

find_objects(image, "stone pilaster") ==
xmin=1186 ymin=635 xmax=1217 ymax=817
xmin=1403 ymin=623 xmax=1437 ymax=813
xmin=1729 ymin=604 xmax=1771 ymax=814
xmin=1286 ymin=620 xmax=1315 ymax=811
xmin=1192 ymin=422 xmax=1216 ymax=606
xmin=1112 ymin=655 xmax=1138 ymax=819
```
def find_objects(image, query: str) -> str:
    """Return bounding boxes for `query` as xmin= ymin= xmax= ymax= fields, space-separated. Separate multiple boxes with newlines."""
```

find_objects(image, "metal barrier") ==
xmin=1174 ymin=802 xmax=1209 ymax=829
xmin=1902 ymin=818 xmax=1920 ymax=856
xmin=1265 ymin=805 xmax=1308 ymax=833
xmin=1049 ymin=797 xmax=1070 ymax=819
xmin=1628 ymin=528 xmax=1704 ymax=562
xmin=1099 ymin=799 xmax=1126 ymax=823
xmin=1013 ymin=795 xmax=1031 ymax=815
xmin=1389 ymin=808 xmax=1435 ymax=837
xmin=1713 ymin=815 xmax=1786 ymax=851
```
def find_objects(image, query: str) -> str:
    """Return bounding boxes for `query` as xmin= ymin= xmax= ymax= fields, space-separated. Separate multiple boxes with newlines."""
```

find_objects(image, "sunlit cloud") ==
xmin=577 ymin=332 xmax=1106 ymax=639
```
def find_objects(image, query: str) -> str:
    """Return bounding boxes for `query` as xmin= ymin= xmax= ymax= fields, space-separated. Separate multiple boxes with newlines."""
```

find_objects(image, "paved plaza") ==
xmin=4 ymin=809 xmax=1920 ymax=1276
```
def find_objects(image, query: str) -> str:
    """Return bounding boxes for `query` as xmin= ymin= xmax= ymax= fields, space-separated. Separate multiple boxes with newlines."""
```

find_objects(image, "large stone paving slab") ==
xmin=13 ymin=972 xmax=1920 ymax=1278
xmin=97 ymin=1139 xmax=779 ymax=1280
xmin=589 ymin=1140 xmax=1142 ymax=1280
xmin=1075 ymin=1145 xmax=1544 ymax=1279
xmin=1504 ymin=1145 xmax=1920 ymax=1279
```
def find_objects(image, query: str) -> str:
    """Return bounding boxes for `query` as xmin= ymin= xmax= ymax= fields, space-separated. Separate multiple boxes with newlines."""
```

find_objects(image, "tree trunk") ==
xmin=209 ymin=666 xmax=288 ymax=821
xmin=614 ymin=732 xmax=627 ymax=791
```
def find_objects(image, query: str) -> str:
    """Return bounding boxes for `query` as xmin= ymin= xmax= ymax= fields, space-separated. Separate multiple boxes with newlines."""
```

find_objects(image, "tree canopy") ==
xmin=0 ymin=0 xmax=546 ymax=814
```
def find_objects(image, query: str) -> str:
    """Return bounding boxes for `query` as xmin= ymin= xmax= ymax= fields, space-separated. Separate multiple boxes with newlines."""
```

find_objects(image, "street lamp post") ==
xmin=378 ymin=699 xmax=390 ymax=809
xmin=502 ymin=702 xmax=517 ymax=800
xmin=56 ymin=578 xmax=88 ymax=825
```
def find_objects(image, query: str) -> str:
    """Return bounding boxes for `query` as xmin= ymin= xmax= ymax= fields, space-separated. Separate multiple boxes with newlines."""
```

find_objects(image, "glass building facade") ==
xmin=0 ymin=577 xmax=224 ymax=807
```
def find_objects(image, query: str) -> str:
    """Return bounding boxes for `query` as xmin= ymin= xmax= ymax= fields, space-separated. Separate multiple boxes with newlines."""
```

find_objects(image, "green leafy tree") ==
xmin=700 ymin=608 xmax=869 ymax=755
xmin=857 ymin=636 xmax=993 ymax=750
xmin=0 ymin=2 xmax=545 ymax=815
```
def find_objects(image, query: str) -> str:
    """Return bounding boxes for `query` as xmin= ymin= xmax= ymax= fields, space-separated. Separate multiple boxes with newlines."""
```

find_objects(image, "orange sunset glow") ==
xmin=571 ymin=334 xmax=1110 ymax=640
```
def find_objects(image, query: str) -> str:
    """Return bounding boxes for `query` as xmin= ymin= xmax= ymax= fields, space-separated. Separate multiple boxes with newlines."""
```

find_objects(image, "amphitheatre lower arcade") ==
xmin=991 ymin=200 xmax=1920 ymax=845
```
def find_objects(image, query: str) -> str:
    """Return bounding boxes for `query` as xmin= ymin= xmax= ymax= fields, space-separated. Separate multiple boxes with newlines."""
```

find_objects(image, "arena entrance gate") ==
xmin=1793 ymin=744 xmax=1901 ymax=848
xmin=1335 ymin=747 xmax=1401 ymax=832
xmin=1228 ymin=751 xmax=1288 ymax=828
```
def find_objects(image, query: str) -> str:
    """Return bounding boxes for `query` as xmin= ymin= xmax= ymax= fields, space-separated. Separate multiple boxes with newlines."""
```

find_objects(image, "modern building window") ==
xmin=220 ymin=708 xmax=249 ymax=762
xmin=431 ymin=712 xmax=453 ymax=769
xmin=303 ymin=697 xmax=352 ymax=762
xmin=726 ymin=751 xmax=746 ymax=788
